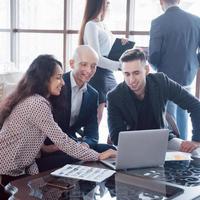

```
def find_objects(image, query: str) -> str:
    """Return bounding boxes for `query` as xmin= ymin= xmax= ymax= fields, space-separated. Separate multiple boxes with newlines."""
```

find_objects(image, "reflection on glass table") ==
xmin=124 ymin=160 xmax=200 ymax=187
xmin=28 ymin=172 xmax=184 ymax=200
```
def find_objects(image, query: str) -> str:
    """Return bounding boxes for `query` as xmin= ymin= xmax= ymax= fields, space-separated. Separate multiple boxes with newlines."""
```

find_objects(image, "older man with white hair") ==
xmin=37 ymin=45 xmax=115 ymax=172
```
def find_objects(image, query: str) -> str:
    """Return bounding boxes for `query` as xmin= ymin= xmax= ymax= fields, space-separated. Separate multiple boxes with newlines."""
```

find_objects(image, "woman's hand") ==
xmin=99 ymin=149 xmax=117 ymax=160
xmin=41 ymin=144 xmax=59 ymax=153
xmin=121 ymin=38 xmax=129 ymax=45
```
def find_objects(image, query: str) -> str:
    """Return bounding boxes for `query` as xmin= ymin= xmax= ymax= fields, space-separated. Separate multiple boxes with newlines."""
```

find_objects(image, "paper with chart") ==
xmin=51 ymin=164 xmax=115 ymax=182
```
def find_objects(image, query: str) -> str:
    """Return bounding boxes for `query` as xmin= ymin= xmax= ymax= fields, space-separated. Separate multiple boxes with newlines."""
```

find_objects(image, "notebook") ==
xmin=101 ymin=129 xmax=169 ymax=170
xmin=108 ymin=38 xmax=135 ymax=61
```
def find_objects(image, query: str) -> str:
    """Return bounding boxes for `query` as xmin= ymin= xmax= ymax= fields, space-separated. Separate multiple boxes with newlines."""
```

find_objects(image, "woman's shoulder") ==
xmin=85 ymin=20 xmax=98 ymax=28
xmin=23 ymin=94 xmax=50 ymax=107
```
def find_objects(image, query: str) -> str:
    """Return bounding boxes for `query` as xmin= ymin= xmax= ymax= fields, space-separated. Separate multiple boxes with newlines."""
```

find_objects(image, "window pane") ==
xmin=0 ymin=32 xmax=10 ymax=62
xmin=19 ymin=0 xmax=64 ymax=29
xmin=69 ymin=0 xmax=126 ymax=31
xmin=134 ymin=0 xmax=200 ymax=32
xmin=134 ymin=0 xmax=162 ymax=31
xmin=68 ymin=0 xmax=85 ymax=30
xmin=18 ymin=33 xmax=63 ymax=71
xmin=65 ymin=34 xmax=79 ymax=70
xmin=107 ymin=0 xmax=126 ymax=30
xmin=0 ymin=0 xmax=10 ymax=28
xmin=181 ymin=0 xmax=200 ymax=16
xmin=130 ymin=35 xmax=149 ymax=48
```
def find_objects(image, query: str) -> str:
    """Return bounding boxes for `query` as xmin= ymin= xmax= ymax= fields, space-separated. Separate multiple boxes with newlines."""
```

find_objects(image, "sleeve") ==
xmin=82 ymin=92 xmax=99 ymax=148
xmin=107 ymin=92 xmax=127 ymax=145
xmin=149 ymin=20 xmax=163 ymax=71
xmin=28 ymin=97 xmax=99 ymax=161
xmin=162 ymin=74 xmax=200 ymax=142
xmin=84 ymin=22 xmax=120 ymax=71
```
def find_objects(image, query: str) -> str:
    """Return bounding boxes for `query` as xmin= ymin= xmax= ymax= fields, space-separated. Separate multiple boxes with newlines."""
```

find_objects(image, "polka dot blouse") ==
xmin=0 ymin=94 xmax=99 ymax=176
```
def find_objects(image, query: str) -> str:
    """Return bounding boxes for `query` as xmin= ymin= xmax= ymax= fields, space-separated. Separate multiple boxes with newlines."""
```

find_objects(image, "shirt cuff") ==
xmin=167 ymin=138 xmax=183 ymax=151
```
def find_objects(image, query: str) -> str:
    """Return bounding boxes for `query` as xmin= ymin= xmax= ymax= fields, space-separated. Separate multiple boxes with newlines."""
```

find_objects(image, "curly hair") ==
xmin=0 ymin=54 xmax=62 ymax=128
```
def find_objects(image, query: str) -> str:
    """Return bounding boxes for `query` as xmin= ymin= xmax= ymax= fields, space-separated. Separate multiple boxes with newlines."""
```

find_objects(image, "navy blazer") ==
xmin=149 ymin=6 xmax=200 ymax=86
xmin=107 ymin=73 xmax=200 ymax=145
xmin=52 ymin=72 xmax=99 ymax=148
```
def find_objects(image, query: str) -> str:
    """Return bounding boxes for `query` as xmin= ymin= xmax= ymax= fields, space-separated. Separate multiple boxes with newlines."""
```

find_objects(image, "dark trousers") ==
xmin=36 ymin=143 xmax=116 ymax=172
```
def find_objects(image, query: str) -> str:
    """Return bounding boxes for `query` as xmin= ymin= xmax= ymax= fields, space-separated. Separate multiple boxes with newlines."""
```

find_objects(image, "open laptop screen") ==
xmin=101 ymin=129 xmax=169 ymax=170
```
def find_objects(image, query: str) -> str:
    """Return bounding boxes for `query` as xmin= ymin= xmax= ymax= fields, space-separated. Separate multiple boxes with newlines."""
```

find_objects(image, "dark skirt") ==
xmin=89 ymin=67 xmax=117 ymax=104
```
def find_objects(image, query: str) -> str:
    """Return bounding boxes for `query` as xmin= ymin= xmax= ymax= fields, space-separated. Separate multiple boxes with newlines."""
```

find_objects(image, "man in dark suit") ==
xmin=149 ymin=0 xmax=200 ymax=140
xmin=107 ymin=48 xmax=200 ymax=154
xmin=37 ymin=45 xmax=114 ymax=172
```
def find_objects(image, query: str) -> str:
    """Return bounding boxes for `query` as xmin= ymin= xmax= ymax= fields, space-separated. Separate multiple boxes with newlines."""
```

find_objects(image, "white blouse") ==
xmin=84 ymin=20 xmax=120 ymax=71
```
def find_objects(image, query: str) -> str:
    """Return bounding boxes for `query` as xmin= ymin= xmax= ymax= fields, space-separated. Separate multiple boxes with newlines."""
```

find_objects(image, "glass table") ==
xmin=5 ymin=159 xmax=200 ymax=200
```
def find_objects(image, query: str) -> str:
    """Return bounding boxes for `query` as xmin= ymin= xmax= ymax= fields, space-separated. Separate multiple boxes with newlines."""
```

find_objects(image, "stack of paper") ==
xmin=51 ymin=164 xmax=115 ymax=183
xmin=165 ymin=151 xmax=191 ymax=161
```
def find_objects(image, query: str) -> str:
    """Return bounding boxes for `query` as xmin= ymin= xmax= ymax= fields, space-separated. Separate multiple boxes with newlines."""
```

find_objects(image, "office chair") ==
xmin=165 ymin=112 xmax=180 ymax=138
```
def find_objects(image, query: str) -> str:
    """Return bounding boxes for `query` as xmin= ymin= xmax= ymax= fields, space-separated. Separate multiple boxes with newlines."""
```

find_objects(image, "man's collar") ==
xmin=165 ymin=5 xmax=179 ymax=12
xmin=70 ymin=71 xmax=87 ymax=92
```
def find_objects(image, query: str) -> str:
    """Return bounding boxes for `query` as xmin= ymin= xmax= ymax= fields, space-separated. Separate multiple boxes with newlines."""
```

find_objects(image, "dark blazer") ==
xmin=149 ymin=6 xmax=200 ymax=86
xmin=107 ymin=73 xmax=200 ymax=145
xmin=52 ymin=72 xmax=99 ymax=148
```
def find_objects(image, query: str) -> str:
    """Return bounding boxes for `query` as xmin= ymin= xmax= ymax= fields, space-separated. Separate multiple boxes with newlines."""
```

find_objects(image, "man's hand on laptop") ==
xmin=99 ymin=149 xmax=117 ymax=160
xmin=179 ymin=141 xmax=199 ymax=153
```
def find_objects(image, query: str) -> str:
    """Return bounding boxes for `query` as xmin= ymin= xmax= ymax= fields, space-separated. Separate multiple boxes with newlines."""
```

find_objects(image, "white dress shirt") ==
xmin=70 ymin=72 xmax=87 ymax=126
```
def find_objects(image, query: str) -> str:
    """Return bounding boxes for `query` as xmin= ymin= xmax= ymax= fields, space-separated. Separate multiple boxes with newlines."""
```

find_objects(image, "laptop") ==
xmin=101 ymin=129 xmax=169 ymax=170
xmin=107 ymin=38 xmax=135 ymax=61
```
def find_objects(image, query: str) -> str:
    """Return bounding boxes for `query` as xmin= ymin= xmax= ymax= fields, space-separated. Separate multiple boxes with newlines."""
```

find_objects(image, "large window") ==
xmin=0 ymin=0 xmax=10 ymax=28
xmin=0 ymin=1 xmax=10 ymax=64
xmin=1 ymin=0 xmax=199 ymax=71
xmin=19 ymin=0 xmax=64 ymax=30
xmin=18 ymin=33 xmax=63 ymax=70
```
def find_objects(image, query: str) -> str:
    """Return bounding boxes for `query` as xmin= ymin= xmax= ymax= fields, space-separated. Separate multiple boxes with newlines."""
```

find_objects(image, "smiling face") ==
xmin=70 ymin=46 xmax=98 ymax=87
xmin=122 ymin=59 xmax=149 ymax=99
xmin=48 ymin=64 xmax=64 ymax=96
xmin=96 ymin=0 xmax=110 ymax=21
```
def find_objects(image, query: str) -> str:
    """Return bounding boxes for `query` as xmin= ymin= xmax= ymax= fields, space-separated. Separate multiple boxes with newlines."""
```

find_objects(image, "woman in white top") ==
xmin=79 ymin=0 xmax=125 ymax=124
